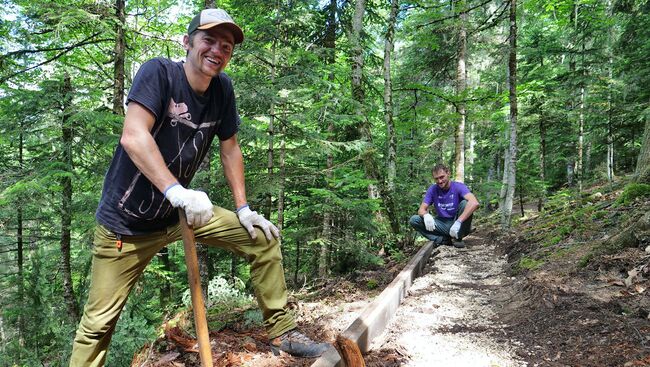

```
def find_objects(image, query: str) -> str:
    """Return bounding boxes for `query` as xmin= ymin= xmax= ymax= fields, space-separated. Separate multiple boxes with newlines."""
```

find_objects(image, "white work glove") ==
xmin=423 ymin=213 xmax=436 ymax=232
xmin=449 ymin=220 xmax=462 ymax=239
xmin=237 ymin=205 xmax=280 ymax=241
xmin=165 ymin=184 xmax=214 ymax=227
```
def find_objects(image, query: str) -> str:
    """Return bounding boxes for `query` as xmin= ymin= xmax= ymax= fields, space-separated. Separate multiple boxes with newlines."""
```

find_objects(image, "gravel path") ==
xmin=367 ymin=234 xmax=528 ymax=367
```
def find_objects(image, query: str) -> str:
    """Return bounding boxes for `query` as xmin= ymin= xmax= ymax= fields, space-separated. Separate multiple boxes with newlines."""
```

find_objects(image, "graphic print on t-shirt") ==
xmin=437 ymin=193 xmax=457 ymax=215
xmin=169 ymin=100 xmax=192 ymax=126
xmin=117 ymin=97 xmax=218 ymax=222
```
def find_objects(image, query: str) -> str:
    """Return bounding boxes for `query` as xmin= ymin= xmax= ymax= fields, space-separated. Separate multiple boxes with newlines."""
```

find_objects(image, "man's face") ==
xmin=433 ymin=169 xmax=451 ymax=190
xmin=183 ymin=27 xmax=234 ymax=78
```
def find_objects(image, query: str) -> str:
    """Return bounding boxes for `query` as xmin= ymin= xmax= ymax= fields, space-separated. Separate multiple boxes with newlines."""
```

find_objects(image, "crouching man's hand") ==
xmin=165 ymin=184 xmax=214 ymax=227
xmin=237 ymin=205 xmax=280 ymax=241
xmin=449 ymin=220 xmax=462 ymax=239
xmin=423 ymin=213 xmax=436 ymax=232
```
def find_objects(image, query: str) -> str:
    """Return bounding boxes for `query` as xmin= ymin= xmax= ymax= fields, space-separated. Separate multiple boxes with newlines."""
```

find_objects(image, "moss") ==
xmin=518 ymin=257 xmax=544 ymax=270
xmin=591 ymin=210 xmax=607 ymax=220
xmin=578 ymin=253 xmax=593 ymax=267
xmin=543 ymin=235 xmax=562 ymax=247
xmin=616 ymin=183 xmax=650 ymax=205
xmin=550 ymin=247 xmax=572 ymax=259
xmin=366 ymin=278 xmax=379 ymax=290
xmin=558 ymin=225 xmax=573 ymax=236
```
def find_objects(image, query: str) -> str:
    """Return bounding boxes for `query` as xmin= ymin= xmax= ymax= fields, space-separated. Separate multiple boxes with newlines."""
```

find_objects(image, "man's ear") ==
xmin=182 ymin=34 xmax=190 ymax=51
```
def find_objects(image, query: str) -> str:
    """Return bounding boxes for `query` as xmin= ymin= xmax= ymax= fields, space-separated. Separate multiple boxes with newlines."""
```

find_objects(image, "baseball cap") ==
xmin=187 ymin=8 xmax=244 ymax=44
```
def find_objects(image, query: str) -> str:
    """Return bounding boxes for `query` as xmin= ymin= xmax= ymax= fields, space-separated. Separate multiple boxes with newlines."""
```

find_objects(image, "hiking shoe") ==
xmin=440 ymin=237 xmax=453 ymax=246
xmin=452 ymin=239 xmax=465 ymax=248
xmin=270 ymin=329 xmax=330 ymax=358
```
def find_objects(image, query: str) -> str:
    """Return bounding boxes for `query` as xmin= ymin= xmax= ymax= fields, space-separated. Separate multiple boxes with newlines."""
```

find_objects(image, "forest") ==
xmin=1 ymin=0 xmax=649 ymax=365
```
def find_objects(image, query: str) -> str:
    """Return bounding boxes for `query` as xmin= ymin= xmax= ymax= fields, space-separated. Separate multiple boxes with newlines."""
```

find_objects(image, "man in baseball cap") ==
xmin=69 ymin=8 xmax=329 ymax=366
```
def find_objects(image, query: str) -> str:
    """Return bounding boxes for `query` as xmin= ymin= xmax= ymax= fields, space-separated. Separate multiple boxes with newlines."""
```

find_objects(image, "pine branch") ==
xmin=470 ymin=0 xmax=509 ymax=35
xmin=0 ymin=33 xmax=112 ymax=83
xmin=417 ymin=0 xmax=496 ymax=29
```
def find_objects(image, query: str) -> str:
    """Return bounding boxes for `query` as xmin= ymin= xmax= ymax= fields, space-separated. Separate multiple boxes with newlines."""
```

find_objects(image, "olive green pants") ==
xmin=70 ymin=206 xmax=296 ymax=367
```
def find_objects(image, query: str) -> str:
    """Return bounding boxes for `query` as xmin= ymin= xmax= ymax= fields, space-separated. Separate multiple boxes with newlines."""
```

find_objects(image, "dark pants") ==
xmin=409 ymin=200 xmax=473 ymax=244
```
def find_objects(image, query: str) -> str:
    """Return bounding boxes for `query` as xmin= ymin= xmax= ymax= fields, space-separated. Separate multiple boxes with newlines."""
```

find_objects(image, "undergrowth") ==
xmin=495 ymin=177 xmax=648 ymax=272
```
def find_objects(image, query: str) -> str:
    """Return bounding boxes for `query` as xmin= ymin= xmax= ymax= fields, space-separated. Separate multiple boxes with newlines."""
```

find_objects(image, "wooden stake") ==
xmin=336 ymin=335 xmax=365 ymax=367
xmin=179 ymin=209 xmax=213 ymax=367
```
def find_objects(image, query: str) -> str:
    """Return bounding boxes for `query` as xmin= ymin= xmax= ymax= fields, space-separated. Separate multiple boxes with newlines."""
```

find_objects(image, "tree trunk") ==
xmin=319 ymin=0 xmax=337 ymax=277
xmin=486 ymin=156 xmax=496 ymax=212
xmin=467 ymin=120 xmax=475 ymax=181
xmin=350 ymin=0 xmax=365 ymax=114
xmin=501 ymin=0 xmax=518 ymax=230
xmin=230 ymin=256 xmax=237 ymax=285
xmin=159 ymin=247 xmax=172 ymax=306
xmin=17 ymin=123 xmax=25 ymax=347
xmin=578 ymin=82 xmax=585 ymax=192
xmin=607 ymin=89 xmax=614 ymax=182
xmin=538 ymin=105 xmax=546 ymax=211
xmin=636 ymin=114 xmax=650 ymax=183
xmin=60 ymin=73 xmax=79 ymax=321
xmin=264 ymin=36 xmax=277 ymax=219
xmin=519 ymin=180 xmax=525 ymax=217
xmin=294 ymin=240 xmax=300 ymax=287
xmin=606 ymin=0 xmax=615 ymax=183
xmin=278 ymin=116 xmax=287 ymax=270
xmin=112 ymin=0 xmax=125 ymax=116
xmin=409 ymin=90 xmax=419 ymax=179
xmin=454 ymin=0 xmax=467 ymax=183
xmin=499 ymin=121 xmax=509 ymax=209
xmin=574 ymin=3 xmax=585 ymax=192
xmin=383 ymin=0 xmax=400 ymax=233
xmin=197 ymin=244 xmax=209 ymax=301
xmin=349 ymin=0 xmax=399 ymax=234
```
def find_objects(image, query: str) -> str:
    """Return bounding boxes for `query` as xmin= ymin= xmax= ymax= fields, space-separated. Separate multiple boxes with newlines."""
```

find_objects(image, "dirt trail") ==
xmin=365 ymin=232 xmax=527 ymax=367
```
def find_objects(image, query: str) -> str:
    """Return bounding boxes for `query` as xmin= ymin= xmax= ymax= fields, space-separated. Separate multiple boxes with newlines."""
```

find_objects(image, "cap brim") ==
xmin=197 ymin=22 xmax=244 ymax=44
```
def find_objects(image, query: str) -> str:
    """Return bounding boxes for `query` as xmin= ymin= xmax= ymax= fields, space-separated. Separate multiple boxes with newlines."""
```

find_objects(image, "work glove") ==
xmin=449 ymin=220 xmax=462 ymax=239
xmin=165 ymin=184 xmax=214 ymax=227
xmin=237 ymin=205 xmax=280 ymax=241
xmin=423 ymin=213 xmax=436 ymax=232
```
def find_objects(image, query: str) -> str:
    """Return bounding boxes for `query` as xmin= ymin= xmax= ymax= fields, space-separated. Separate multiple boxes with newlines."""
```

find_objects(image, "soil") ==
xmin=364 ymin=214 xmax=650 ymax=367
xmin=134 ymin=201 xmax=650 ymax=366
xmin=364 ymin=231 xmax=525 ymax=367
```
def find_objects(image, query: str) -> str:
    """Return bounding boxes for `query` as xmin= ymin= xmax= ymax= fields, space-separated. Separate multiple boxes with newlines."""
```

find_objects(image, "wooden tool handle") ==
xmin=336 ymin=335 xmax=366 ymax=367
xmin=179 ymin=209 xmax=213 ymax=367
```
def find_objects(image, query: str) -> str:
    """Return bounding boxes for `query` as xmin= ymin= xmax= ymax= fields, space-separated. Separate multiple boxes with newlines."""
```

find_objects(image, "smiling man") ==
xmin=70 ymin=8 xmax=329 ymax=366
xmin=409 ymin=164 xmax=480 ymax=248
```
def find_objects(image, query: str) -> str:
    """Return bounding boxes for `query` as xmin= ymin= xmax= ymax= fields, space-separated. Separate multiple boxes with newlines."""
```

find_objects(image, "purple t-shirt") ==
xmin=422 ymin=181 xmax=470 ymax=219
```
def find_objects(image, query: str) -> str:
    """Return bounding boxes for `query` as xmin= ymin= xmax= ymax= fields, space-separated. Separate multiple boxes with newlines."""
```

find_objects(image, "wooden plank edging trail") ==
xmin=311 ymin=241 xmax=437 ymax=367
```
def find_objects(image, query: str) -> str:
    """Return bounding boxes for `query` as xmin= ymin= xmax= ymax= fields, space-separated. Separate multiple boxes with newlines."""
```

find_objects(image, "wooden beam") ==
xmin=311 ymin=241 xmax=436 ymax=367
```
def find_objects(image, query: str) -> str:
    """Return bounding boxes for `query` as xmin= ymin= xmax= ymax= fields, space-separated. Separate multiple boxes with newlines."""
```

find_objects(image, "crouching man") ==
xmin=409 ymin=164 xmax=480 ymax=248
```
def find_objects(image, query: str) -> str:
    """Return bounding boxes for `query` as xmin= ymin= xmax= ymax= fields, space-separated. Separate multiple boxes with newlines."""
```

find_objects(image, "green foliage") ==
xmin=194 ymin=276 xmax=259 ymax=332
xmin=388 ymin=249 xmax=407 ymax=263
xmin=183 ymin=275 xmax=253 ymax=312
xmin=542 ymin=235 xmax=562 ymax=248
xmin=366 ymin=278 xmax=379 ymax=290
xmin=616 ymin=183 xmax=650 ymax=205
xmin=1 ymin=0 xmax=649 ymax=364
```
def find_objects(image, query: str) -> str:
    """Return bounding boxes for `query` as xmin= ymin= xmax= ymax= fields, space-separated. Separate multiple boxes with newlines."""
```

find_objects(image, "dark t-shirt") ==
xmin=422 ymin=181 xmax=471 ymax=219
xmin=96 ymin=58 xmax=240 ymax=235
